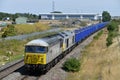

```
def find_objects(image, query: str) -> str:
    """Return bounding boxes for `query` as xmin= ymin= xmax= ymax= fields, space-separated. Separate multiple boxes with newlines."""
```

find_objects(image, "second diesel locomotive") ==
xmin=24 ymin=22 xmax=108 ymax=71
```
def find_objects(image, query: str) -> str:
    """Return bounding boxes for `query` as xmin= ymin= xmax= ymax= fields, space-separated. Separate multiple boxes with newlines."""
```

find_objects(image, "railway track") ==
xmin=0 ymin=58 xmax=24 ymax=79
xmin=0 ymin=60 xmax=43 ymax=80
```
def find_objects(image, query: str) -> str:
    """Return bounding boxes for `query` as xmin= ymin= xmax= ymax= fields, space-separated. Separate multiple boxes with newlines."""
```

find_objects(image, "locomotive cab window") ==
xmin=25 ymin=46 xmax=48 ymax=53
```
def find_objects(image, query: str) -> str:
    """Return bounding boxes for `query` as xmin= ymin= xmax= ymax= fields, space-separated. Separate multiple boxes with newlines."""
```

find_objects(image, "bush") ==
xmin=2 ymin=25 xmax=17 ymax=38
xmin=106 ymin=21 xmax=119 ymax=47
xmin=106 ymin=36 xmax=113 ymax=47
xmin=108 ymin=31 xmax=117 ymax=38
xmin=63 ymin=58 xmax=80 ymax=72
xmin=107 ymin=21 xmax=118 ymax=32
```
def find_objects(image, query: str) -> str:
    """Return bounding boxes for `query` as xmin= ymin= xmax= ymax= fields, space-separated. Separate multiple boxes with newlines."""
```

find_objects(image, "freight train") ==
xmin=24 ymin=22 xmax=108 ymax=71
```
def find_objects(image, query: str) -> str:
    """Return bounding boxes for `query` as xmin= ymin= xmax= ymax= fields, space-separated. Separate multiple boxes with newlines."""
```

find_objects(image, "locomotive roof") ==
xmin=26 ymin=35 xmax=61 ymax=47
xmin=59 ymin=30 xmax=74 ymax=38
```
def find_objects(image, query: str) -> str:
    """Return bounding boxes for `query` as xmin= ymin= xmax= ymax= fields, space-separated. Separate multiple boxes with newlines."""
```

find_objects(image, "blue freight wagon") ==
xmin=74 ymin=22 xmax=109 ymax=44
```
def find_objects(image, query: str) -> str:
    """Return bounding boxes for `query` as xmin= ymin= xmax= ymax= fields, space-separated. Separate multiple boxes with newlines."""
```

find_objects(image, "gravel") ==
xmin=2 ymin=72 xmax=21 ymax=80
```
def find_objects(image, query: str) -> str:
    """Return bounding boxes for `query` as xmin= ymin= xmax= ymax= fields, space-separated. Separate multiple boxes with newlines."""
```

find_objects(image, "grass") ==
xmin=0 ymin=39 xmax=25 ymax=55
xmin=15 ymin=22 xmax=50 ymax=34
xmin=66 ymin=28 xmax=120 ymax=80
xmin=93 ymin=30 xmax=103 ymax=40
xmin=0 ymin=31 xmax=58 ymax=66
xmin=0 ymin=39 xmax=25 ymax=65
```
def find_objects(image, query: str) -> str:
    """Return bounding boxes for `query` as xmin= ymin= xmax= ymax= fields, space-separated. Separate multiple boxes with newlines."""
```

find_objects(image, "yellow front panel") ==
xmin=24 ymin=53 xmax=46 ymax=65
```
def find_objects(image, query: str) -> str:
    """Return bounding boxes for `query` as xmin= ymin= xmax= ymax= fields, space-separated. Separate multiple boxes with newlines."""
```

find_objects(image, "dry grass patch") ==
xmin=66 ymin=29 xmax=120 ymax=80
xmin=15 ymin=22 xmax=50 ymax=34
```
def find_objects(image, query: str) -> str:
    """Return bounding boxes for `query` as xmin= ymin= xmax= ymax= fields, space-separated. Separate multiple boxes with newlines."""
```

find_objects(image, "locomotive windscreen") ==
xmin=25 ymin=46 xmax=48 ymax=53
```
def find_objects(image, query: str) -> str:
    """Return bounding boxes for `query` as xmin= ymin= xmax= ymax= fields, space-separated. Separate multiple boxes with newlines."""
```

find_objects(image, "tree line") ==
xmin=0 ymin=12 xmax=39 ymax=21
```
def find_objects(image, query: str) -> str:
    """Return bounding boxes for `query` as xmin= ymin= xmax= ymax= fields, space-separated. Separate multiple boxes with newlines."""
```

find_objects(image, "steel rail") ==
xmin=0 ymin=58 xmax=24 ymax=79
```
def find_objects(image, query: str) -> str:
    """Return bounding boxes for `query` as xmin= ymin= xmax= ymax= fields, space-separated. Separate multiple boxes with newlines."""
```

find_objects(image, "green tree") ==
xmin=102 ymin=11 xmax=111 ymax=22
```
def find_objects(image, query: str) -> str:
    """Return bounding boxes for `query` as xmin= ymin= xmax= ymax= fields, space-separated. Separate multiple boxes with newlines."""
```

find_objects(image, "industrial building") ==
xmin=15 ymin=17 xmax=28 ymax=24
xmin=39 ymin=13 xmax=99 ymax=20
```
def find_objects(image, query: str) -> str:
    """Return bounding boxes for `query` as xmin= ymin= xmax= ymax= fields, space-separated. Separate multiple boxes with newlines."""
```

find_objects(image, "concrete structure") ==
xmin=15 ymin=17 xmax=27 ymax=24
xmin=97 ymin=15 xmax=120 ymax=21
xmin=39 ymin=13 xmax=99 ymax=20
xmin=111 ymin=16 xmax=120 ymax=20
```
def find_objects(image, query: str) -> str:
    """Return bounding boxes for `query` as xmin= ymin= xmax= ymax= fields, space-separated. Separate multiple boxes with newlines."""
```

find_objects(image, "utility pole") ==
xmin=52 ymin=1 xmax=55 ymax=12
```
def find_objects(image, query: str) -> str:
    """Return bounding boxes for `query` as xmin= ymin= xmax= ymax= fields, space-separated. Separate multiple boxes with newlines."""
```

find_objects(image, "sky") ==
xmin=0 ymin=0 xmax=120 ymax=16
